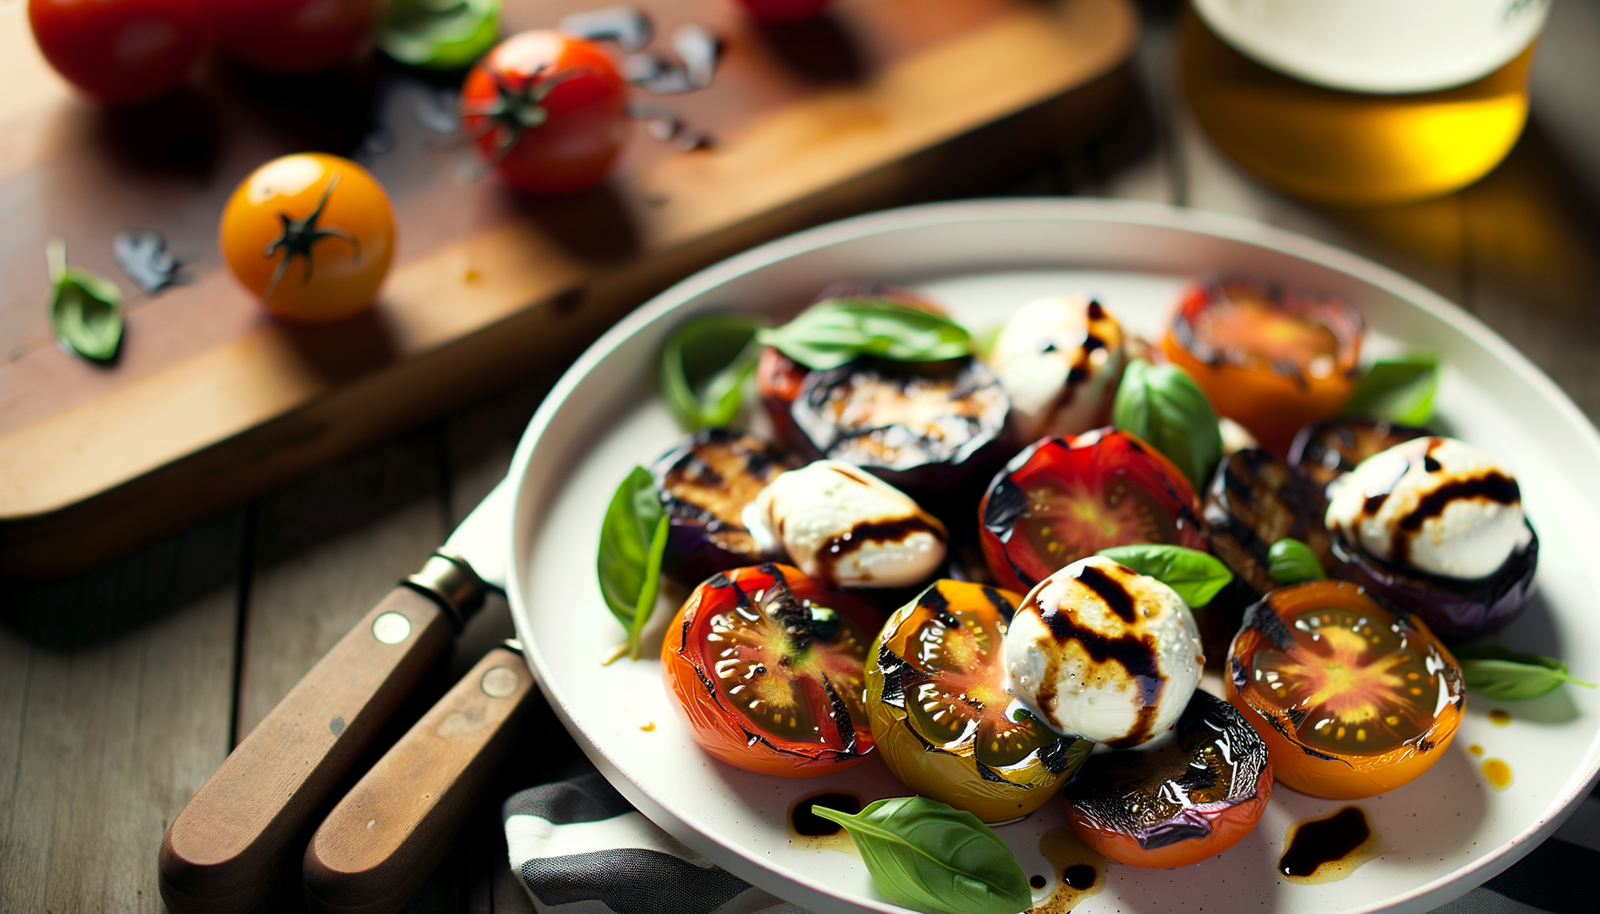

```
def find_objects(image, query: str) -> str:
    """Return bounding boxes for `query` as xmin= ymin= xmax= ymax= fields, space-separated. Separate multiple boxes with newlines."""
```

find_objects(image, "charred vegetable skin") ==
xmin=1162 ymin=281 xmax=1364 ymax=455
xmin=1330 ymin=529 xmax=1538 ymax=642
xmin=979 ymin=430 xmax=1207 ymax=593
xmin=1066 ymin=691 xmax=1272 ymax=869
xmin=866 ymin=580 xmax=1092 ymax=822
xmin=1202 ymin=448 xmax=1334 ymax=655
xmin=788 ymin=358 xmax=1009 ymax=500
xmin=1288 ymin=417 xmax=1430 ymax=490
xmin=1226 ymin=580 xmax=1464 ymax=799
xmin=662 ymin=564 xmax=882 ymax=776
xmin=651 ymin=429 xmax=798 ymax=586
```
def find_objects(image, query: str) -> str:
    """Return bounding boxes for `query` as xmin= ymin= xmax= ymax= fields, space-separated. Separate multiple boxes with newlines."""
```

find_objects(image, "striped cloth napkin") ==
xmin=503 ymin=771 xmax=1598 ymax=914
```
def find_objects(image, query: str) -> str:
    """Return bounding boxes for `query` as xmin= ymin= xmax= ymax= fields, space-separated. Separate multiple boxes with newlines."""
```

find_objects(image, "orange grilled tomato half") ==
xmin=867 ymin=580 xmax=1091 ymax=822
xmin=460 ymin=31 xmax=629 ymax=196
xmin=1226 ymin=580 xmax=1464 ymax=799
xmin=1162 ymin=281 xmax=1364 ymax=455
xmin=978 ymin=429 xmax=1207 ymax=593
xmin=220 ymin=153 xmax=396 ymax=323
xmin=662 ymin=563 xmax=883 ymax=776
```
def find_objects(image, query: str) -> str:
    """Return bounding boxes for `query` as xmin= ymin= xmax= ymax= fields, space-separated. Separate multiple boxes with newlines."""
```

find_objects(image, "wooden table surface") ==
xmin=5 ymin=1 xmax=1600 ymax=912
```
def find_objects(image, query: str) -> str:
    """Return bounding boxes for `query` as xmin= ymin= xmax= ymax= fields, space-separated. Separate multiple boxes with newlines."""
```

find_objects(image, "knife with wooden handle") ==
xmin=159 ymin=480 xmax=515 ymax=914
xmin=303 ymin=642 xmax=536 ymax=914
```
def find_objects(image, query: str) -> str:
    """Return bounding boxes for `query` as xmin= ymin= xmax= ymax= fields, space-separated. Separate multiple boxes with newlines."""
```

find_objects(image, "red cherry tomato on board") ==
xmin=28 ymin=0 xmax=209 ymax=105
xmin=215 ymin=0 xmax=374 ymax=74
xmin=736 ymin=0 xmax=833 ymax=23
xmin=661 ymin=563 xmax=882 ymax=777
xmin=460 ymin=31 xmax=629 ymax=196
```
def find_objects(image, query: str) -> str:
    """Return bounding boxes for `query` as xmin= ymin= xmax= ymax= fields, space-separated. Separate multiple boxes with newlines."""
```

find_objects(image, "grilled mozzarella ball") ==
xmin=744 ymin=460 xmax=948 ymax=588
xmin=1326 ymin=436 xmax=1530 ymax=580
xmin=1003 ymin=556 xmax=1203 ymax=749
xmin=989 ymin=295 xmax=1126 ymax=443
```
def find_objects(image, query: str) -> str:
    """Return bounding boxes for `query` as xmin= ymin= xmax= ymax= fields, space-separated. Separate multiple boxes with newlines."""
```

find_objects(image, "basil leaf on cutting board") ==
xmin=596 ymin=466 xmax=670 ymax=660
xmin=1112 ymin=358 xmax=1223 ymax=493
xmin=1097 ymin=544 xmax=1234 ymax=608
xmin=756 ymin=297 xmax=974 ymax=370
xmin=1267 ymin=538 xmax=1326 ymax=584
xmin=47 ymin=238 xmax=124 ymax=363
xmin=1450 ymin=642 xmax=1596 ymax=701
xmin=660 ymin=313 xmax=764 ymax=430
xmin=1341 ymin=354 xmax=1438 ymax=425
xmin=811 ymin=796 xmax=1032 ymax=914
xmin=376 ymin=0 xmax=501 ymax=70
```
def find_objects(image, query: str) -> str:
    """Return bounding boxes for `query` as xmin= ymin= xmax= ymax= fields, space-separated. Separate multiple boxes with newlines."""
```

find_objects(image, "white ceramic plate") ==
xmin=504 ymin=199 xmax=1600 ymax=914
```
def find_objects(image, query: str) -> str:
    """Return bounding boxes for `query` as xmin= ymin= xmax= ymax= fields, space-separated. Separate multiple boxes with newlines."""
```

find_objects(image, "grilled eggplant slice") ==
xmin=1287 ymin=416 xmax=1429 ymax=490
xmin=651 ymin=428 xmax=799 ymax=586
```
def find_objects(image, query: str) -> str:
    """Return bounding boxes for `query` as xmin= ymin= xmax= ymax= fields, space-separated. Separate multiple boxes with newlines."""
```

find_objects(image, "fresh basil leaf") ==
xmin=377 ymin=0 xmax=500 ymax=70
xmin=756 ymin=297 xmax=974 ymax=370
xmin=597 ymin=466 xmax=669 ymax=659
xmin=660 ymin=314 xmax=764 ymax=430
xmin=47 ymin=238 xmax=123 ymax=363
xmin=1342 ymin=355 xmax=1438 ymax=425
xmin=1267 ymin=538 xmax=1325 ymax=583
xmin=812 ymin=796 xmax=1031 ymax=914
xmin=1097 ymin=544 xmax=1233 ymax=608
xmin=1112 ymin=359 xmax=1223 ymax=492
xmin=1451 ymin=642 xmax=1596 ymax=701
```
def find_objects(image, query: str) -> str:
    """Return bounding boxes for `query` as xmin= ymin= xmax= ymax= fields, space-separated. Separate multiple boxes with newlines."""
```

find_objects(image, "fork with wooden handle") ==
xmin=159 ymin=481 xmax=514 ymax=914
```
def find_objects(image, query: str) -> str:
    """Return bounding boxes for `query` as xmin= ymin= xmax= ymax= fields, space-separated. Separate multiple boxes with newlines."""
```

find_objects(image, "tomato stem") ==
xmin=261 ymin=173 xmax=362 ymax=303
xmin=461 ymin=65 xmax=589 ymax=164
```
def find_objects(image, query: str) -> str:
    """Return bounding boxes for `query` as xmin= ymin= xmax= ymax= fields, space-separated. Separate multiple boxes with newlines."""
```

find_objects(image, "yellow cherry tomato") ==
xmin=220 ymin=153 xmax=396 ymax=323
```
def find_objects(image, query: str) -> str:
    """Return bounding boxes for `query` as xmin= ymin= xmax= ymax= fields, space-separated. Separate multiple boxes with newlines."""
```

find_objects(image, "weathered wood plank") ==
xmin=0 ymin=511 xmax=243 ymax=914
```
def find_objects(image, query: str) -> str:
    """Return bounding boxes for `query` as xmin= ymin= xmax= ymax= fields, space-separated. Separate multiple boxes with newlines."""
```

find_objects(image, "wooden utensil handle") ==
xmin=303 ymin=646 xmax=535 ymax=914
xmin=159 ymin=586 xmax=455 ymax=914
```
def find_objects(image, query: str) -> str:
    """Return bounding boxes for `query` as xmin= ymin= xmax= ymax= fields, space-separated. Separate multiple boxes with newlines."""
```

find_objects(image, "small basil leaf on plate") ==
xmin=1112 ymin=358 xmax=1223 ymax=492
xmin=756 ymin=297 xmax=974 ymax=370
xmin=1450 ymin=642 xmax=1596 ymax=701
xmin=1341 ymin=354 xmax=1438 ymax=425
xmin=660 ymin=313 xmax=764 ymax=430
xmin=47 ymin=238 xmax=124 ymax=363
xmin=377 ymin=0 xmax=500 ymax=70
xmin=1267 ymin=538 xmax=1325 ymax=583
xmin=1097 ymin=544 xmax=1233 ymax=608
xmin=597 ymin=466 xmax=670 ymax=659
xmin=812 ymin=796 xmax=1031 ymax=914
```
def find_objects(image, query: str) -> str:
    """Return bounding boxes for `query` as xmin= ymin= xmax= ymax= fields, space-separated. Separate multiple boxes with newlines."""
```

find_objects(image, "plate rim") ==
xmin=503 ymin=196 xmax=1600 ymax=914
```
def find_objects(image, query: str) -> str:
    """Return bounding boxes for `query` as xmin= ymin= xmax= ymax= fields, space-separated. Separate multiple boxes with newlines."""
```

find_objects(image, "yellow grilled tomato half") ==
xmin=866 ymin=579 xmax=1092 ymax=822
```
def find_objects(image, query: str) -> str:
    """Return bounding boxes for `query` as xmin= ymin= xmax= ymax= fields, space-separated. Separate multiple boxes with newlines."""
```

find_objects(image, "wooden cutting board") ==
xmin=0 ymin=0 xmax=1137 ymax=578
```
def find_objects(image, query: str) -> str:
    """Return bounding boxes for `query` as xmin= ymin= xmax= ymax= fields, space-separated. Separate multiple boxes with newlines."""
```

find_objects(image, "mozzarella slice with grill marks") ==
xmin=743 ymin=460 xmax=948 ymax=589
xmin=1326 ymin=436 xmax=1531 ymax=580
xmin=989 ymin=295 xmax=1126 ymax=443
xmin=1003 ymin=555 xmax=1204 ymax=749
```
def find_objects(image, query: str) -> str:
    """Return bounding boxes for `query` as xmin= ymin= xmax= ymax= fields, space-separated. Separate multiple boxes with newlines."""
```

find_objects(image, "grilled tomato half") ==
xmin=866 ymin=580 xmax=1092 ymax=822
xmin=978 ymin=429 xmax=1206 ymax=593
xmin=1162 ymin=281 xmax=1364 ymax=455
xmin=1226 ymin=580 xmax=1464 ymax=798
xmin=662 ymin=564 xmax=882 ymax=776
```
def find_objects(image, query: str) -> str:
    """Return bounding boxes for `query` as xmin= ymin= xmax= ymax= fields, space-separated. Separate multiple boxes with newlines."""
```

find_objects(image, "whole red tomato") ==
xmin=460 ymin=31 xmax=628 ymax=196
xmin=214 ymin=0 xmax=373 ymax=74
xmin=736 ymin=0 xmax=833 ymax=22
xmin=28 ymin=0 xmax=210 ymax=105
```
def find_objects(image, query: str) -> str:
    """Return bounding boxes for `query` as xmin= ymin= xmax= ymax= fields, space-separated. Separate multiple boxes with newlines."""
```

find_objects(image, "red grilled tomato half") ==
xmin=460 ymin=31 xmax=628 ymax=196
xmin=662 ymin=563 xmax=883 ymax=776
xmin=28 ymin=0 xmax=209 ymax=104
xmin=1226 ymin=580 xmax=1464 ymax=799
xmin=1162 ymin=281 xmax=1364 ymax=455
xmin=867 ymin=580 xmax=1092 ymax=822
xmin=978 ymin=429 xmax=1207 ymax=593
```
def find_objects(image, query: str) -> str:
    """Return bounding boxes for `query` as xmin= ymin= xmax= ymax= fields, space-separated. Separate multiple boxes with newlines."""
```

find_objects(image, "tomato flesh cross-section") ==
xmin=662 ymin=564 xmax=883 ymax=776
xmin=1226 ymin=580 xmax=1464 ymax=798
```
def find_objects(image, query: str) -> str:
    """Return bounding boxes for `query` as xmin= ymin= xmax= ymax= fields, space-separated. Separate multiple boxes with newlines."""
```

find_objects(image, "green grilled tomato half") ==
xmin=866 ymin=580 xmax=1092 ymax=822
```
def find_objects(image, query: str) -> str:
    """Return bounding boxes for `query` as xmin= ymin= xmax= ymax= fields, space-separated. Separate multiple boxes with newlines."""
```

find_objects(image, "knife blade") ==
xmin=159 ymin=478 xmax=515 ymax=914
